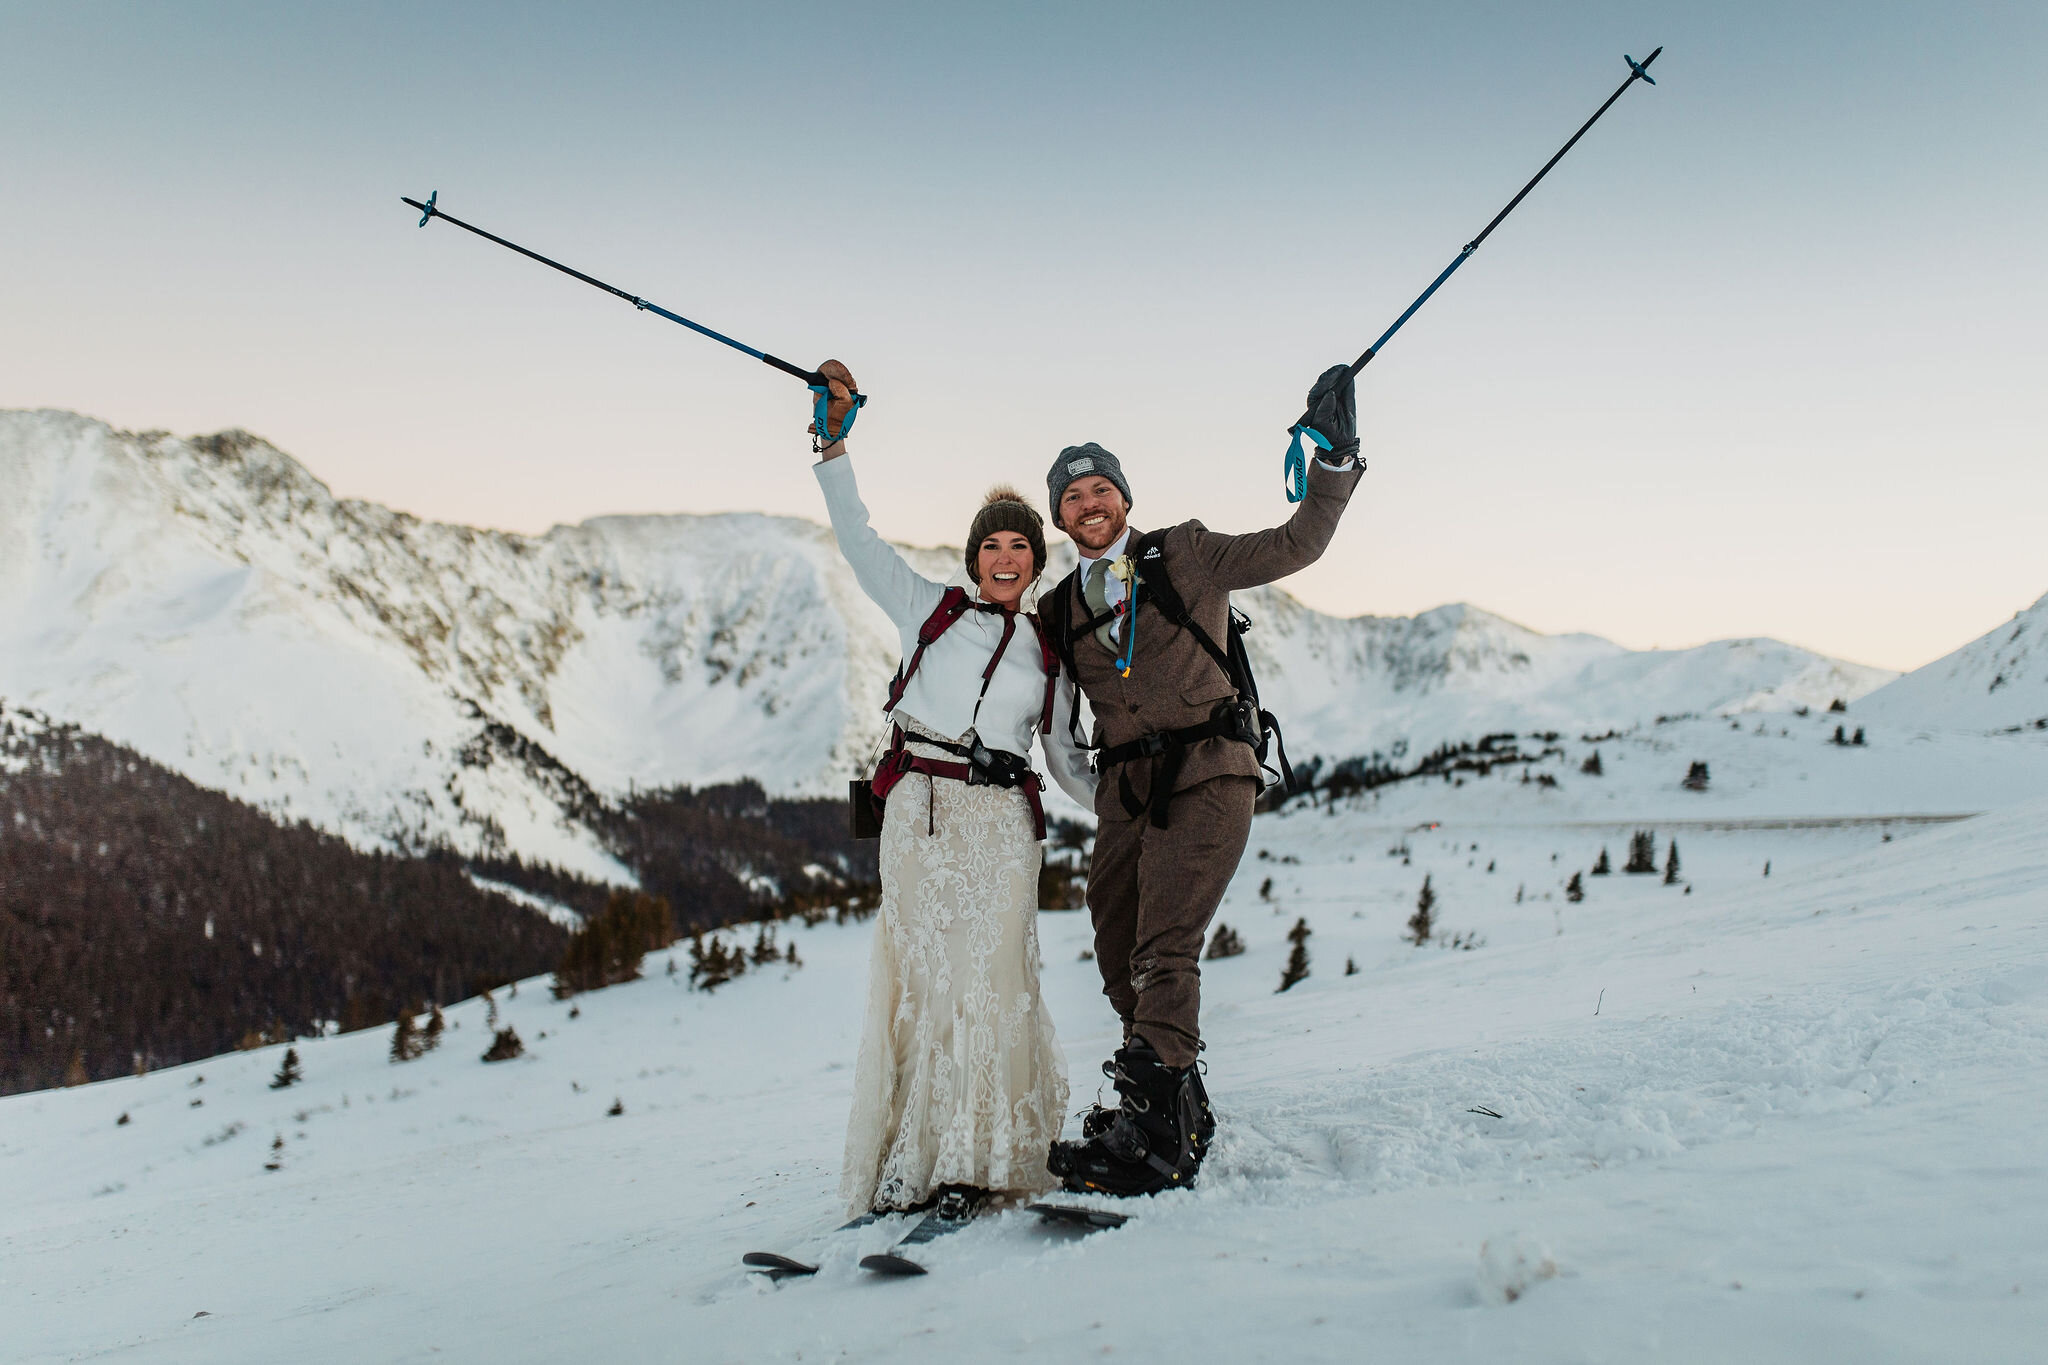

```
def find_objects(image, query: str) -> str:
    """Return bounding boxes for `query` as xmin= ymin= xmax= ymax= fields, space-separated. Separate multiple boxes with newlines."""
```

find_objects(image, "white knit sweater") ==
xmin=815 ymin=456 xmax=1097 ymax=812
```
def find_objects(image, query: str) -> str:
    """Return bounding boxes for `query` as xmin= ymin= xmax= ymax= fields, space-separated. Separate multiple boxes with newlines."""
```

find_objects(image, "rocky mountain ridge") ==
xmin=2 ymin=410 xmax=1906 ymax=878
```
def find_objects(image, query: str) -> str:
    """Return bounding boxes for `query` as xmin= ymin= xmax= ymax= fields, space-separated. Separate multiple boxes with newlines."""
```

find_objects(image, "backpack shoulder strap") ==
xmin=1024 ymin=610 xmax=1059 ymax=735
xmin=1131 ymin=530 xmax=1235 ymax=686
xmin=1039 ymin=570 xmax=1093 ymax=749
xmin=885 ymin=586 xmax=972 ymax=713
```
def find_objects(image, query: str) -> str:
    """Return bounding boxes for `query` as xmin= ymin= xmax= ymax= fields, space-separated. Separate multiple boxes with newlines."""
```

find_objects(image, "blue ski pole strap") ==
xmin=1282 ymin=424 xmax=1332 ymax=503
xmin=810 ymin=385 xmax=868 ymax=442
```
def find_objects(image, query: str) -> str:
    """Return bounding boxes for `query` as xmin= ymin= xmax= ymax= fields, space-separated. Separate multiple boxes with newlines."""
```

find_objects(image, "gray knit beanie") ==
xmin=965 ymin=485 xmax=1047 ymax=585
xmin=1045 ymin=443 xmax=1133 ymax=530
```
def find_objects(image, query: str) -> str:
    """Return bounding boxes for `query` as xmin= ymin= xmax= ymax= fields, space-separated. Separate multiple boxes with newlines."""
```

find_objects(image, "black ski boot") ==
xmin=1078 ymin=1052 xmax=1215 ymax=1154
xmin=1048 ymin=1036 xmax=1202 ymax=1196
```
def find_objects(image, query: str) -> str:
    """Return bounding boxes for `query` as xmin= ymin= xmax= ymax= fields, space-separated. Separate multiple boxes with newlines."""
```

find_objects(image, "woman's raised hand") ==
xmin=810 ymin=359 xmax=861 ymax=447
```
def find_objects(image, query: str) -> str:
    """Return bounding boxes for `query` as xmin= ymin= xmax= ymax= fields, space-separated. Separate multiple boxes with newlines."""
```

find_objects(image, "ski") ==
xmin=741 ymin=1211 xmax=886 ymax=1281
xmin=740 ymin=1251 xmax=819 ymax=1280
xmin=858 ymin=1190 xmax=987 ymax=1276
xmin=1027 ymin=1202 xmax=1131 ymax=1231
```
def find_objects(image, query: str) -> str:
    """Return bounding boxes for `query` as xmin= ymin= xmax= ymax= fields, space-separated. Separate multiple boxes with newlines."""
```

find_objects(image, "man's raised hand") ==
xmin=1305 ymin=364 xmax=1361 ymax=464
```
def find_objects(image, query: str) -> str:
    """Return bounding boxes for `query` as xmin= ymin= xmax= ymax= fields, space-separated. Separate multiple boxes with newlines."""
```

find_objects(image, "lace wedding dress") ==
xmin=839 ymin=718 xmax=1071 ymax=1216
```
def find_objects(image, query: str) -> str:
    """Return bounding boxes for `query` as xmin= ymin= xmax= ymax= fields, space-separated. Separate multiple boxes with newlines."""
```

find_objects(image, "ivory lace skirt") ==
xmin=840 ymin=719 xmax=1069 ymax=1216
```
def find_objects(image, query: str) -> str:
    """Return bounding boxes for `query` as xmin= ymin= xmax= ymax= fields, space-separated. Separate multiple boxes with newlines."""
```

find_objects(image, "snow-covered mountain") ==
xmin=0 ymin=411 xmax=1897 ymax=875
xmin=1857 ymin=590 xmax=2048 ymax=733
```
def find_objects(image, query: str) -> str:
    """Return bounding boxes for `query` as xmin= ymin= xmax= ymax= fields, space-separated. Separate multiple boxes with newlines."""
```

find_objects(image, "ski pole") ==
xmin=400 ymin=192 xmax=865 ymax=438
xmin=1282 ymin=47 xmax=1662 ymax=498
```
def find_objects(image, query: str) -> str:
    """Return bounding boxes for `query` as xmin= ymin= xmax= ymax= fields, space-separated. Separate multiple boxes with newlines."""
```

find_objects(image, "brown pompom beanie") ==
xmin=965 ymin=484 xmax=1047 ymax=585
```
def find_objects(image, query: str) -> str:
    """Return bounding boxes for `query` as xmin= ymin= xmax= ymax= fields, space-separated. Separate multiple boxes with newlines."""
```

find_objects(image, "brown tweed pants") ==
xmin=1085 ymin=774 xmax=1257 ymax=1069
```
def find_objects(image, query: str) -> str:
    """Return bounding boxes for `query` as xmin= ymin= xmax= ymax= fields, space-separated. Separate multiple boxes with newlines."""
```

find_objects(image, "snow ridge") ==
xmin=2 ymin=410 xmax=1901 ymax=874
xmin=1858 ymin=590 xmax=2048 ymax=733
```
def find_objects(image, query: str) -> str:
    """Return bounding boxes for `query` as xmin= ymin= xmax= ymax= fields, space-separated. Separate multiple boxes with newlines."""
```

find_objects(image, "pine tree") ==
xmin=1625 ymin=830 xmax=1658 ymax=874
xmin=1566 ymin=871 xmax=1584 ymax=903
xmin=1344 ymin=956 xmax=1359 ymax=976
xmin=690 ymin=935 xmax=737 ymax=992
xmin=1407 ymin=876 xmax=1436 ymax=946
xmin=752 ymin=923 xmax=779 ymax=967
xmin=1205 ymin=923 xmax=1246 ymax=960
xmin=422 ymin=1006 xmax=445 ymax=1052
xmin=1276 ymin=918 xmax=1312 ymax=992
xmin=390 ymin=1010 xmax=422 ymax=1063
xmin=269 ymin=1047 xmax=302 ymax=1090
xmin=481 ymin=1027 xmax=524 ymax=1063
xmin=554 ymin=890 xmax=675 ymax=997
xmin=1580 ymin=751 xmax=1604 ymax=776
xmin=785 ymin=941 xmax=802 ymax=968
xmin=1592 ymin=847 xmax=1612 ymax=875
xmin=1682 ymin=761 xmax=1710 ymax=791
xmin=1664 ymin=840 xmax=1682 ymax=885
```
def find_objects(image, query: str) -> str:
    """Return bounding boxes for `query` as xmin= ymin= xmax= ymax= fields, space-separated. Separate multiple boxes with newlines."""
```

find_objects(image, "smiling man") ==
xmin=1041 ymin=364 xmax=1365 ymax=1197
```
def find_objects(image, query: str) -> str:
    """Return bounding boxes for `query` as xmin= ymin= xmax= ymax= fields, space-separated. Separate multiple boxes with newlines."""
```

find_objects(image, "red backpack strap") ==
xmin=885 ymin=587 xmax=973 ymax=714
xmin=1026 ymin=611 xmax=1059 ymax=735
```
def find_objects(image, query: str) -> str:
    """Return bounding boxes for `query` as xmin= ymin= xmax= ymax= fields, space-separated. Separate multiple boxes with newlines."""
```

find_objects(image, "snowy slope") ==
xmin=1 ymin=411 xmax=1897 ymax=874
xmin=1857 ymin=590 xmax=2048 ymax=733
xmin=5 ymin=787 xmax=2045 ymax=1362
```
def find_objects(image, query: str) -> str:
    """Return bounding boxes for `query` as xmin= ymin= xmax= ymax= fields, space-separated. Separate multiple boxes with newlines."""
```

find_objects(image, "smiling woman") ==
xmin=803 ymin=365 xmax=1097 ymax=1221
xmin=968 ymin=485 xmax=1046 ymax=610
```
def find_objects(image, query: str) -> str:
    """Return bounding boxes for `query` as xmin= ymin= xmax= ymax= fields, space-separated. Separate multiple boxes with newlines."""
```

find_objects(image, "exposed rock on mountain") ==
xmin=0 ymin=411 xmax=1896 ymax=873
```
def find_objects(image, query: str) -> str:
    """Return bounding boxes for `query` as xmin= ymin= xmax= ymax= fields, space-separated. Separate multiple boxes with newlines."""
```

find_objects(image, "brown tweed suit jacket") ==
xmin=1059 ymin=459 xmax=1364 ymax=820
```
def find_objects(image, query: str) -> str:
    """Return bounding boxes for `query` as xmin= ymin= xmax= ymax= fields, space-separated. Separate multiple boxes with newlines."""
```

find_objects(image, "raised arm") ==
xmin=1181 ymin=363 xmax=1365 ymax=590
xmin=808 ymin=362 xmax=946 ymax=629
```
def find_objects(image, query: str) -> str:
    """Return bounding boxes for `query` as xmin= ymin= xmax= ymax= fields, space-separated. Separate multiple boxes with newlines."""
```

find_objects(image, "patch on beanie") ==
xmin=1067 ymin=457 xmax=1096 ymax=476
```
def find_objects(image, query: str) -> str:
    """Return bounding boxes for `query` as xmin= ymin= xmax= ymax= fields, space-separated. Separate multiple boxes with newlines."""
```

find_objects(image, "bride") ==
xmin=805 ymin=360 xmax=1096 ymax=1219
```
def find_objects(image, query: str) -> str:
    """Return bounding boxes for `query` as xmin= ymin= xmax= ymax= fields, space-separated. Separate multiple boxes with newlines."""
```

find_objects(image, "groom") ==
xmin=1042 ymin=364 xmax=1364 ymax=1196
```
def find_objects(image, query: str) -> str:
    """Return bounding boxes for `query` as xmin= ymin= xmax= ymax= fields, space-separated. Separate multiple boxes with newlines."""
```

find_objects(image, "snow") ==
xmin=1859 ymin=590 xmax=2048 ymax=735
xmin=464 ymin=873 xmax=585 ymax=929
xmin=6 ymin=730 xmax=2045 ymax=1361
xmin=7 ymin=407 xmax=2048 ymax=1359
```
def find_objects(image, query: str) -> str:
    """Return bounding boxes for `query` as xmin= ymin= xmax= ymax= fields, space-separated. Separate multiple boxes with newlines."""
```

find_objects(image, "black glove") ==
xmin=1304 ymin=364 xmax=1360 ymax=463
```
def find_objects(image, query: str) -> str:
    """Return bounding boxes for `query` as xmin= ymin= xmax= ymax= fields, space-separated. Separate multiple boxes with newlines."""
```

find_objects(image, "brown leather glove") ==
xmin=810 ymin=359 xmax=860 ymax=442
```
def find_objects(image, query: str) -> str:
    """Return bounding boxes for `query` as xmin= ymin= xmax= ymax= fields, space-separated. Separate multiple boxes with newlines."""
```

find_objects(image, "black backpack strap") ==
xmin=1041 ymin=569 xmax=1094 ymax=750
xmin=1130 ymin=530 xmax=1236 ymax=692
xmin=1024 ymin=610 xmax=1059 ymax=736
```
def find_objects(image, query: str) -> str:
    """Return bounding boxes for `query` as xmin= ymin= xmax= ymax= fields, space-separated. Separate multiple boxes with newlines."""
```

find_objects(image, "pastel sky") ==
xmin=3 ymin=1 xmax=2043 ymax=672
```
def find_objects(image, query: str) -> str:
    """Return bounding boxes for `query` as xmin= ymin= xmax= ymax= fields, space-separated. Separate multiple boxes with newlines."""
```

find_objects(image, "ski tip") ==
xmin=742 ymin=1251 xmax=819 ymax=1276
xmin=859 ymin=1252 xmax=928 ymax=1277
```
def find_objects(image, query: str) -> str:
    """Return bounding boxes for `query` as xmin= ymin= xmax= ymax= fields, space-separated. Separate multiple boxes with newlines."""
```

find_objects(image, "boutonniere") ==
xmin=1107 ymin=555 xmax=1137 ymax=588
